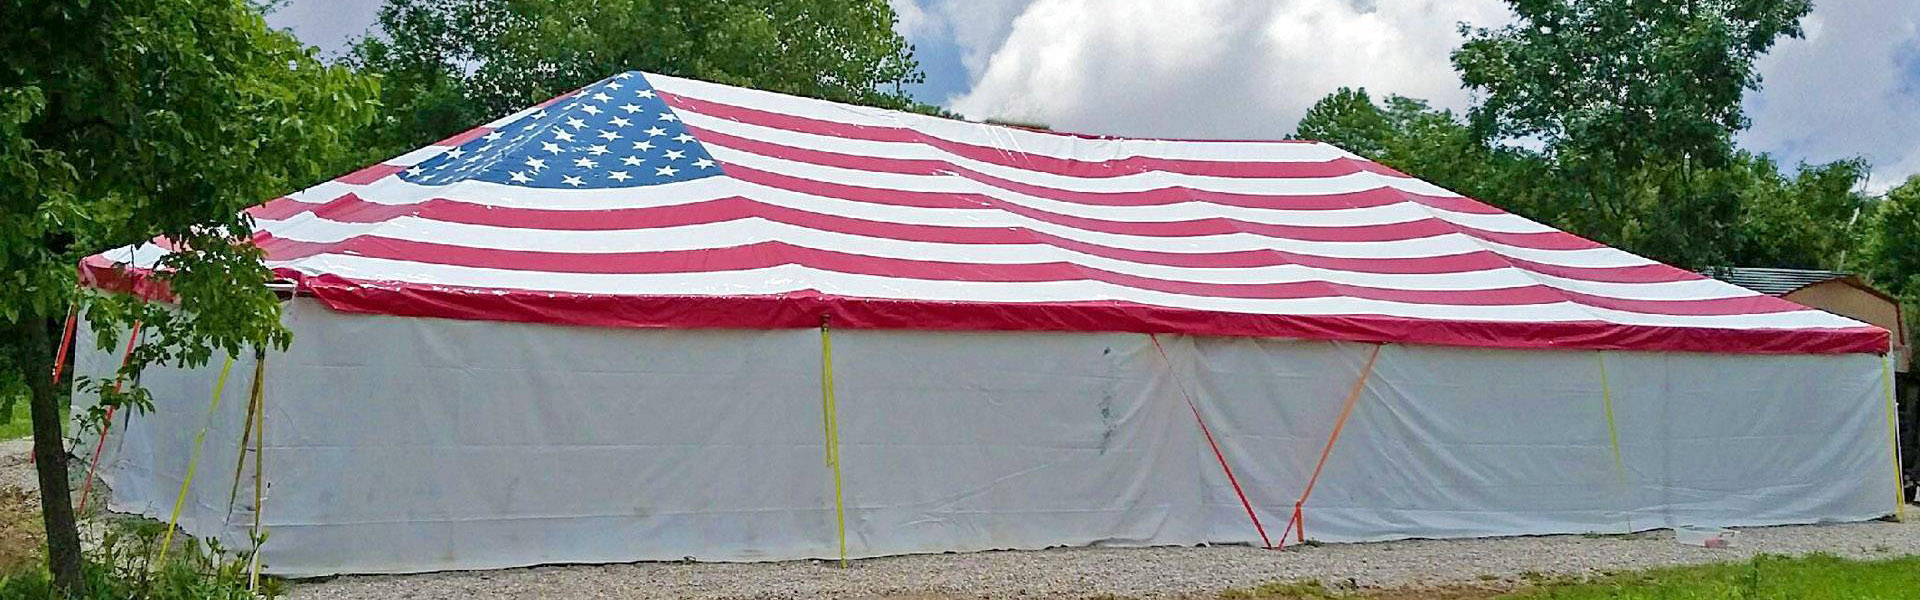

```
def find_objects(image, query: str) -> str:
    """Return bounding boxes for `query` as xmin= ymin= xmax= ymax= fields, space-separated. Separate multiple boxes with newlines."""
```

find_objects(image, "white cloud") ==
xmin=1739 ymin=1 xmax=1920 ymax=192
xmin=947 ymin=0 xmax=1511 ymax=139
xmin=888 ymin=0 xmax=932 ymax=38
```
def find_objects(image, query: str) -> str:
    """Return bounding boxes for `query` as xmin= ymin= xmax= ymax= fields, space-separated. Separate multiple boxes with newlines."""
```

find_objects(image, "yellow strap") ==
xmin=1597 ymin=352 xmax=1631 ymax=532
xmin=1885 ymin=353 xmax=1905 ymax=522
xmin=820 ymin=321 xmax=847 ymax=566
xmin=156 ymin=355 xmax=236 ymax=564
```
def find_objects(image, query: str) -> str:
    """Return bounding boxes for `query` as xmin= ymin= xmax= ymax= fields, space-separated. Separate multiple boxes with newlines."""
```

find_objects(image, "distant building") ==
xmin=1709 ymin=267 xmax=1908 ymax=372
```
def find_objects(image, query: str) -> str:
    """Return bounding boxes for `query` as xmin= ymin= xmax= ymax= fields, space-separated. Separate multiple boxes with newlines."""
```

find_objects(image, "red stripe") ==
xmin=334 ymin=164 xmax=406 ymax=185
xmin=269 ymin=271 xmax=1891 ymax=355
xmin=249 ymin=195 xmax=1599 ymax=276
xmin=253 ymin=234 xmax=1805 ymax=316
xmin=260 ymin=187 xmax=1595 ymax=250
xmin=666 ymin=92 xmax=1406 ymax=180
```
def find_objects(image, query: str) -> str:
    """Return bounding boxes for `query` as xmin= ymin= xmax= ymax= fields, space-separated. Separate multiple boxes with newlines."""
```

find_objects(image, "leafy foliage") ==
xmin=0 ymin=520 xmax=279 ymax=600
xmin=1439 ymin=0 xmax=1815 ymax=268
xmin=348 ymin=0 xmax=932 ymax=161
xmin=0 ymin=0 xmax=379 ymax=592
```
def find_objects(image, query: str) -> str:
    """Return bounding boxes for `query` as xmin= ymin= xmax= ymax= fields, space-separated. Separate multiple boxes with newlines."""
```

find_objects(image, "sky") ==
xmin=268 ymin=0 xmax=1920 ymax=192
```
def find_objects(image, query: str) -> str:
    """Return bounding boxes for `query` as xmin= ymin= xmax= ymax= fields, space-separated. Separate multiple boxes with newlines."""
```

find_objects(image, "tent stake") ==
xmin=1283 ymin=342 xmax=1381 ymax=546
xmin=1148 ymin=333 xmax=1272 ymax=549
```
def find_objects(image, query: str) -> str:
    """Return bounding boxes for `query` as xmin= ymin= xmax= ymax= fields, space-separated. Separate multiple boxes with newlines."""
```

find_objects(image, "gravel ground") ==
xmin=0 ymin=439 xmax=37 ymax=495
xmin=284 ymin=517 xmax=1920 ymax=600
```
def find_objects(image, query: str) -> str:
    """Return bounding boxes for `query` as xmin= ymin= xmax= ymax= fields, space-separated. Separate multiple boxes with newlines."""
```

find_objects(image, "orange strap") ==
xmin=1148 ymin=334 xmax=1272 ymax=548
xmin=1283 ymin=343 xmax=1382 ymax=545
xmin=77 ymin=320 xmax=142 ymax=513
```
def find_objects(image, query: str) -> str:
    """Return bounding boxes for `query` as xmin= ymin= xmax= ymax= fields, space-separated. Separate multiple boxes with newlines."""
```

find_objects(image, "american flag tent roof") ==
xmin=85 ymin=71 xmax=1887 ymax=354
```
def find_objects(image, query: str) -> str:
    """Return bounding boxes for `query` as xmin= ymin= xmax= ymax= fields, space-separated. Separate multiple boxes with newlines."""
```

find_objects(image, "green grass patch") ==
xmin=1217 ymin=553 xmax=1920 ymax=599
xmin=0 ymin=402 xmax=30 ymax=441
xmin=1505 ymin=553 xmax=1920 ymax=599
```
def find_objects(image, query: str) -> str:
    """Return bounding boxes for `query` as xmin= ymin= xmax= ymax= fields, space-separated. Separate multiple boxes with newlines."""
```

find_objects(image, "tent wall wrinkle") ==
xmin=71 ymin=299 xmax=1895 ymax=576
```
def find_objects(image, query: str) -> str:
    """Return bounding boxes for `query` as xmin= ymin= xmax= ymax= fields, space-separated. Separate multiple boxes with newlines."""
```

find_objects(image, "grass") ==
xmin=0 ymin=402 xmax=29 ymax=440
xmin=1505 ymin=553 xmax=1920 ymax=599
xmin=1209 ymin=553 xmax=1920 ymax=599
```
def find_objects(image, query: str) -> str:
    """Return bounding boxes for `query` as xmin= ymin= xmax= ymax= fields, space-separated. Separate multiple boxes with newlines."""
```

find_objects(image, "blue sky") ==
xmin=269 ymin=0 xmax=1920 ymax=191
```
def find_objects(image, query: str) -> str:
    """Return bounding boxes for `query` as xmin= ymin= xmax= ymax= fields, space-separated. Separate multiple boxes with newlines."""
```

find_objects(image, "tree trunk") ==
xmin=16 ymin=317 xmax=84 ymax=596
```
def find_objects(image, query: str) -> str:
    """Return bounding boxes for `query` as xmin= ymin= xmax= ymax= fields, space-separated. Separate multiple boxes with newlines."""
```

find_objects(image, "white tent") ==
xmin=76 ymin=72 xmax=1901 ymax=576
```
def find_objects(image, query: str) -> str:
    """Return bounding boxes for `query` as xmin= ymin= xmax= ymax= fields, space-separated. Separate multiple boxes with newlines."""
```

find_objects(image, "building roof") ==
xmin=79 ymin=71 xmax=1887 ymax=355
xmin=1706 ymin=267 xmax=1854 ymax=296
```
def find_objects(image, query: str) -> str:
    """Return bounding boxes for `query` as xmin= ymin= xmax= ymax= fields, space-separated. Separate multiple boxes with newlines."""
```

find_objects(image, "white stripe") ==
xmin=649 ymin=72 xmax=1363 ymax=163
xmin=273 ymin=254 xmax=1864 ymax=330
xmin=268 ymin=175 xmax=1653 ymax=269
xmin=258 ymin=212 xmax=1761 ymax=302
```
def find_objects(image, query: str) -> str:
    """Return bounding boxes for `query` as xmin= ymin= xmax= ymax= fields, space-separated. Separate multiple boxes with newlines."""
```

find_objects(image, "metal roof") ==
xmin=1705 ymin=267 xmax=1852 ymax=296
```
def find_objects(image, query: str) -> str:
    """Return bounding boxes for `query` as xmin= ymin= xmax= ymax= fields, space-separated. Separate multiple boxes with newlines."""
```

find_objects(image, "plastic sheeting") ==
xmin=73 ymin=299 xmax=1897 ymax=576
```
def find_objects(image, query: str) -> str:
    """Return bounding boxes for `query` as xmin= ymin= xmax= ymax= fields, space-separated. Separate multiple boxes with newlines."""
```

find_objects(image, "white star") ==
xmin=608 ymin=171 xmax=631 ymax=182
xmin=483 ymin=131 xmax=503 ymax=141
xmin=644 ymin=126 xmax=666 ymax=137
xmin=673 ymin=133 xmax=695 ymax=143
xmin=531 ymin=110 xmax=548 ymax=119
xmin=620 ymin=156 xmax=644 ymax=166
xmin=605 ymin=82 xmax=623 ymax=90
xmin=620 ymin=104 xmax=642 ymax=114
xmin=573 ymin=157 xmax=598 ymax=169
xmin=541 ymin=141 xmax=564 ymax=154
xmin=509 ymin=171 xmax=532 ymax=183
xmin=586 ymin=144 xmax=610 ymax=156
xmin=524 ymin=157 xmax=546 ymax=171
xmin=616 ymin=72 xmax=633 ymax=79
xmin=597 ymin=130 xmax=621 ymax=141
xmin=663 ymin=149 xmax=686 ymax=161
xmin=656 ymin=112 xmax=678 ymax=122
xmin=582 ymin=105 xmax=603 ymax=116
xmin=565 ymin=117 xmax=587 ymax=129
xmin=610 ymin=117 xmax=632 ymax=127
xmin=405 ymin=166 xmax=424 ymax=176
xmin=446 ymin=148 xmax=466 ymax=159
xmin=591 ymin=92 xmax=613 ymax=102
xmin=554 ymin=131 xmax=575 ymax=142
xmin=655 ymin=165 xmax=679 ymax=177
xmin=562 ymin=175 xmax=585 ymax=187
xmin=635 ymin=90 xmax=655 ymax=99
xmin=631 ymin=140 xmax=654 ymax=151
xmin=692 ymin=158 xmax=715 ymax=169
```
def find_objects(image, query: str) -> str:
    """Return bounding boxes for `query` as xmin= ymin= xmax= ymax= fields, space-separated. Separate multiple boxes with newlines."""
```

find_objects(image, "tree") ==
xmin=1449 ymin=0 xmax=1815 ymax=268
xmin=1863 ymin=176 xmax=1920 ymax=313
xmin=0 ymin=0 xmax=377 ymax=593
xmin=349 ymin=0 xmax=931 ymax=161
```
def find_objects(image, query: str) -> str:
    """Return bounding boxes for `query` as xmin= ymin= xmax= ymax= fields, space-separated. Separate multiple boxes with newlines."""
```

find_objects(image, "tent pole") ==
xmin=77 ymin=319 xmax=143 ymax=513
xmin=1283 ymin=342 xmax=1382 ymax=546
xmin=248 ymin=347 xmax=266 ymax=590
xmin=1596 ymin=352 xmax=1631 ymax=532
xmin=1148 ymin=333 xmax=1272 ymax=549
xmin=225 ymin=352 xmax=266 ymax=524
xmin=820 ymin=317 xmax=848 ymax=567
xmin=1887 ymin=353 xmax=1906 ymax=522
xmin=155 ymin=355 xmax=237 ymax=565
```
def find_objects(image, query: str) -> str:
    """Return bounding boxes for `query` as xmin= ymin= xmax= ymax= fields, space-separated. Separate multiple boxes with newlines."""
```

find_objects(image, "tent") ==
xmin=75 ymin=71 xmax=1900 ymax=576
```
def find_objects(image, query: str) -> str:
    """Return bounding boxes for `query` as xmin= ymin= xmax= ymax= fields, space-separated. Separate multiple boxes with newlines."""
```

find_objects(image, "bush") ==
xmin=0 ymin=519 xmax=278 ymax=600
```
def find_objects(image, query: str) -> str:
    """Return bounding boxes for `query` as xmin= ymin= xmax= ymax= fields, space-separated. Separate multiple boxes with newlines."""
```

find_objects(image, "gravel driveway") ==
xmin=283 ymin=516 xmax=1920 ymax=600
